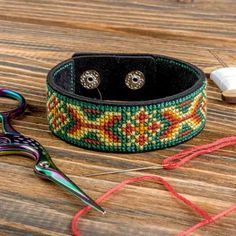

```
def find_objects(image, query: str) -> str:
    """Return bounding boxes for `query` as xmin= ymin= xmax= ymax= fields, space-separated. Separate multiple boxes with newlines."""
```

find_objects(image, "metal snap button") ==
xmin=80 ymin=70 xmax=101 ymax=89
xmin=125 ymin=70 xmax=145 ymax=90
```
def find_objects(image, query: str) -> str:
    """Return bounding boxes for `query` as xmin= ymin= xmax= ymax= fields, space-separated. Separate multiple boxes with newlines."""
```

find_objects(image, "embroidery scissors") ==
xmin=0 ymin=89 xmax=105 ymax=214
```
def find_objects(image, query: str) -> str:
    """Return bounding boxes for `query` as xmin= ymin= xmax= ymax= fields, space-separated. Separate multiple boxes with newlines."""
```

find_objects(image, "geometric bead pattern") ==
xmin=119 ymin=108 xmax=161 ymax=150
xmin=47 ymin=81 xmax=207 ymax=152
xmin=66 ymin=105 xmax=122 ymax=146
xmin=47 ymin=94 xmax=70 ymax=132
xmin=160 ymin=91 xmax=206 ymax=143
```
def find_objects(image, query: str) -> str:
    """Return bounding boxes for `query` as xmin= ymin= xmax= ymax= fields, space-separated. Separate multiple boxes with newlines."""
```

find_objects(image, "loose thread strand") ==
xmin=72 ymin=136 xmax=236 ymax=236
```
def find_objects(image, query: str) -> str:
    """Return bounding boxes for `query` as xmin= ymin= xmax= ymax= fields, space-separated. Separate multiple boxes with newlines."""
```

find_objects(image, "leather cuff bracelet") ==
xmin=47 ymin=53 xmax=206 ymax=152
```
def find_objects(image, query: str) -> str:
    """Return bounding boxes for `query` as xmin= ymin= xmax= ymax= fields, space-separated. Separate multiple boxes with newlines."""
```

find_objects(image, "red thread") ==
xmin=176 ymin=204 xmax=236 ymax=236
xmin=71 ymin=136 xmax=236 ymax=236
xmin=163 ymin=136 xmax=236 ymax=169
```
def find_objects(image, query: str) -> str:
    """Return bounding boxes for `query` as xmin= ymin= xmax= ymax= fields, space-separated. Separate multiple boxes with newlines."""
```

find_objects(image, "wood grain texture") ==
xmin=0 ymin=0 xmax=236 ymax=235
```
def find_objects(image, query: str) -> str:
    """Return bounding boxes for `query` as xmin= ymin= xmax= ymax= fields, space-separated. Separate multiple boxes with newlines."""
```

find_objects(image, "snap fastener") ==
xmin=125 ymin=70 xmax=145 ymax=90
xmin=80 ymin=70 xmax=101 ymax=89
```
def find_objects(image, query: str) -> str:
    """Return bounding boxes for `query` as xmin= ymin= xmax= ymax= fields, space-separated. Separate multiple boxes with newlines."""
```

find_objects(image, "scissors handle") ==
xmin=0 ymin=89 xmax=27 ymax=134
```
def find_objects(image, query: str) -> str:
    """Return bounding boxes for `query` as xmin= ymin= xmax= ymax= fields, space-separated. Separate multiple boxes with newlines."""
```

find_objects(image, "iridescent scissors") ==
xmin=0 ymin=89 xmax=105 ymax=214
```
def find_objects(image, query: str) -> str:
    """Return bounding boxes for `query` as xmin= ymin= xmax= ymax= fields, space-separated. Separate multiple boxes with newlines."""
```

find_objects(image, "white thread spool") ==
xmin=210 ymin=67 xmax=236 ymax=103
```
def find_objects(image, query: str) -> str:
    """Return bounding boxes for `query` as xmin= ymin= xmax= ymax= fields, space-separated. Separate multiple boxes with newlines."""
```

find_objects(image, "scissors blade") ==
xmin=34 ymin=165 xmax=105 ymax=214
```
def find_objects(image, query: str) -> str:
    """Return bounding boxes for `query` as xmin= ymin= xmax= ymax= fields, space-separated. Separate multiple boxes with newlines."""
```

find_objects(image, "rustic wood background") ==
xmin=0 ymin=0 xmax=236 ymax=235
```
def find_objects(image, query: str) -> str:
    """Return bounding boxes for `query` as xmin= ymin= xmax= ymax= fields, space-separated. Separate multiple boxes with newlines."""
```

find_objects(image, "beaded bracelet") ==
xmin=47 ymin=53 xmax=206 ymax=152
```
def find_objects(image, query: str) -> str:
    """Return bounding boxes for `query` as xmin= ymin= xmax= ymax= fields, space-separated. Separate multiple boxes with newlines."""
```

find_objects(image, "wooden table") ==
xmin=0 ymin=1 xmax=236 ymax=235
